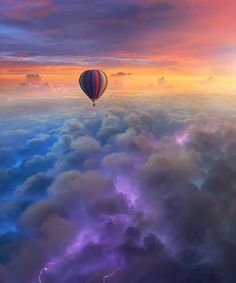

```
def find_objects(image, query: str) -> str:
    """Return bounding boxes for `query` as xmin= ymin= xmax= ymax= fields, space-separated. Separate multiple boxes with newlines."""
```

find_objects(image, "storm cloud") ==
xmin=0 ymin=94 xmax=236 ymax=282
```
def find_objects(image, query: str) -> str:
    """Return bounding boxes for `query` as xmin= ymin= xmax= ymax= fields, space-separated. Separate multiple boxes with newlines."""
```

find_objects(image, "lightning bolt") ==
xmin=38 ymin=267 xmax=48 ymax=283
xmin=103 ymin=269 xmax=118 ymax=283
xmin=38 ymin=262 xmax=56 ymax=283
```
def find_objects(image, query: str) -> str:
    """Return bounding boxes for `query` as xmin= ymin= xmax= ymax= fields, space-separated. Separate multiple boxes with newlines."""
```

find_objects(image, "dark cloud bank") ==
xmin=1 ymin=94 xmax=236 ymax=283
xmin=0 ymin=0 xmax=189 ymax=62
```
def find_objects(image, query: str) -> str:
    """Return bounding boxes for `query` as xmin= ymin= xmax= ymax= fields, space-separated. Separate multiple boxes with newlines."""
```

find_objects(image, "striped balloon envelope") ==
xmin=79 ymin=70 xmax=108 ymax=106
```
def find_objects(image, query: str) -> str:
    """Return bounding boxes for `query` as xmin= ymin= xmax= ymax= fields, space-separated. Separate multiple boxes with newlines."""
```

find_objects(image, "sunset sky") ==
xmin=2 ymin=2 xmax=236 ymax=283
xmin=0 ymin=0 xmax=236 ymax=94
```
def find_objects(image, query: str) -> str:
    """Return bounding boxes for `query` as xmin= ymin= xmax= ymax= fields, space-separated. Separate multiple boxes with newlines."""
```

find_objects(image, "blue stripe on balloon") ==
xmin=86 ymin=71 xmax=92 ymax=98
xmin=82 ymin=73 xmax=87 ymax=95
xmin=80 ymin=73 xmax=85 ymax=92
xmin=84 ymin=72 xmax=90 ymax=98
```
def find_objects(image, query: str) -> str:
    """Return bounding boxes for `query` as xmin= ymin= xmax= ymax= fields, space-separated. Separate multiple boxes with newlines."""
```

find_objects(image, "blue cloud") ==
xmin=0 ymin=95 xmax=236 ymax=282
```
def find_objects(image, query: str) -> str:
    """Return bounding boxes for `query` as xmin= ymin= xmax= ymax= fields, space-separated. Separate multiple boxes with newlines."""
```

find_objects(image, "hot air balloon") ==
xmin=79 ymin=70 xmax=108 ymax=106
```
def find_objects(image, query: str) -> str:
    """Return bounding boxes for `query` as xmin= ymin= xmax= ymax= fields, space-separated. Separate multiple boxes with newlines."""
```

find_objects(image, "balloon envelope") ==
xmin=79 ymin=70 xmax=108 ymax=105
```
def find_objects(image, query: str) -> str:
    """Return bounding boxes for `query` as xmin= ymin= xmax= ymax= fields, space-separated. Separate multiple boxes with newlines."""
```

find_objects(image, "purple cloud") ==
xmin=0 ymin=94 xmax=235 ymax=283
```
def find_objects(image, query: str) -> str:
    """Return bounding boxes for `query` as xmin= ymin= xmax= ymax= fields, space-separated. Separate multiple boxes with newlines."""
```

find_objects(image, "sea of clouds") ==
xmin=1 ymin=94 xmax=236 ymax=283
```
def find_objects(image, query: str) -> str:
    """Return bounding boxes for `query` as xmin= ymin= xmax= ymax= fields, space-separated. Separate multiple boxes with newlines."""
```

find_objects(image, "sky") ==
xmin=0 ymin=0 xmax=236 ymax=94
xmin=1 ymin=2 xmax=236 ymax=283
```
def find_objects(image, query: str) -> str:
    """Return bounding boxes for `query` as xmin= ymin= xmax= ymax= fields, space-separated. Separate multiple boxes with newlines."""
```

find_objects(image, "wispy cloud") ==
xmin=111 ymin=72 xmax=131 ymax=76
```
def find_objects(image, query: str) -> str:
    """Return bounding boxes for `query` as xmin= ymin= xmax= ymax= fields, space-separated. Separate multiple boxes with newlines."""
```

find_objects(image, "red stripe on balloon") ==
xmin=79 ymin=73 xmax=87 ymax=94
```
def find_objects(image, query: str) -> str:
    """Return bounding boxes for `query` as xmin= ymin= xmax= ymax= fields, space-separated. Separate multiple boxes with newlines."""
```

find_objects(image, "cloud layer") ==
xmin=1 ymin=94 xmax=236 ymax=282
